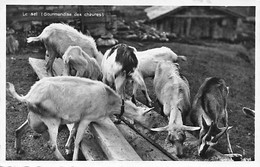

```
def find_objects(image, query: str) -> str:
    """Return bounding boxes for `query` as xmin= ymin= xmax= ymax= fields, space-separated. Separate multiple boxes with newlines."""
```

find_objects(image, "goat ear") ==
xmin=142 ymin=107 xmax=154 ymax=115
xmin=242 ymin=107 xmax=255 ymax=118
xmin=227 ymin=126 xmax=233 ymax=131
xmin=151 ymin=125 xmax=169 ymax=132
xmin=180 ymin=125 xmax=201 ymax=131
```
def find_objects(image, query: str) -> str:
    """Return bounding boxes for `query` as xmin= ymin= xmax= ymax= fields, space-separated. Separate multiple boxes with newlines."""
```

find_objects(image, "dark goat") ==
xmin=190 ymin=77 xmax=233 ymax=156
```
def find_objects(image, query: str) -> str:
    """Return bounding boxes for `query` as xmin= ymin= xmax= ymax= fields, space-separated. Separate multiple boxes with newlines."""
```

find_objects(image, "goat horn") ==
xmin=212 ymin=126 xmax=228 ymax=142
xmin=142 ymin=107 xmax=154 ymax=115
xmin=150 ymin=125 xmax=169 ymax=132
xmin=205 ymin=121 xmax=214 ymax=137
xmin=180 ymin=125 xmax=201 ymax=131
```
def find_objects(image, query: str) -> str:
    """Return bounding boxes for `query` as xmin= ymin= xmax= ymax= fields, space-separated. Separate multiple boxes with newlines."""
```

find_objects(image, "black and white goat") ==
xmin=101 ymin=43 xmax=152 ymax=106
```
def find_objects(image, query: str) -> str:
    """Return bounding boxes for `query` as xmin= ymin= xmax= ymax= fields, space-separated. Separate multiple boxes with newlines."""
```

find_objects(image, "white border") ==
xmin=1 ymin=0 xmax=259 ymax=166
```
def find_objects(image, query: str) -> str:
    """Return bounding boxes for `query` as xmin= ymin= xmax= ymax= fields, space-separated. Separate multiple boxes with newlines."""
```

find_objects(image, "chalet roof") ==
xmin=144 ymin=6 xmax=180 ymax=21
xmin=145 ymin=6 xmax=246 ymax=22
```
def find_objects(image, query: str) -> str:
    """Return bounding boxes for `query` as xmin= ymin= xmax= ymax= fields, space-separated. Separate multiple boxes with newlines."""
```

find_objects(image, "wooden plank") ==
xmin=28 ymin=57 xmax=142 ymax=161
xmin=91 ymin=118 xmax=142 ymax=161
xmin=115 ymin=121 xmax=173 ymax=161
xmin=28 ymin=57 xmax=51 ymax=79
xmin=80 ymin=129 xmax=107 ymax=161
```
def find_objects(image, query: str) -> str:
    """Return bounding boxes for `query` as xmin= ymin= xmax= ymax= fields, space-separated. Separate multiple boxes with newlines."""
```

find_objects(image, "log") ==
xmin=115 ymin=120 xmax=173 ymax=161
xmin=80 ymin=129 xmax=107 ymax=160
xmin=91 ymin=118 xmax=142 ymax=161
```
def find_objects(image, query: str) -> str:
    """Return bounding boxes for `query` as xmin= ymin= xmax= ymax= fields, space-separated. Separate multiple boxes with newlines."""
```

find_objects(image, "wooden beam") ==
xmin=28 ymin=57 xmax=51 ymax=79
xmin=91 ymin=118 xmax=142 ymax=161
xmin=80 ymin=130 xmax=107 ymax=160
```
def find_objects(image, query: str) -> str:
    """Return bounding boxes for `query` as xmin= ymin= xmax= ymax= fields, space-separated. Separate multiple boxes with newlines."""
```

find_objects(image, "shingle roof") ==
xmin=144 ymin=6 xmax=180 ymax=20
xmin=145 ymin=6 xmax=246 ymax=22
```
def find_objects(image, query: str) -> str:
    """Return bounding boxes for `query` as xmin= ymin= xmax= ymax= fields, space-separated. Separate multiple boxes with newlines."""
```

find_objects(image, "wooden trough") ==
xmin=28 ymin=57 xmax=233 ymax=161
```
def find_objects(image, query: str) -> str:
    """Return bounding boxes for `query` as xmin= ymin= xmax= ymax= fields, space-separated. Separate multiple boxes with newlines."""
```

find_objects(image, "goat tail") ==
xmin=177 ymin=55 xmax=187 ymax=62
xmin=64 ymin=55 xmax=72 ymax=64
xmin=7 ymin=82 xmax=27 ymax=103
xmin=27 ymin=36 xmax=41 ymax=43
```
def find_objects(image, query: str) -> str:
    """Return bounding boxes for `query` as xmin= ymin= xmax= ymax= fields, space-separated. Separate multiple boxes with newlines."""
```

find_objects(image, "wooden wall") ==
xmin=148 ymin=7 xmax=244 ymax=41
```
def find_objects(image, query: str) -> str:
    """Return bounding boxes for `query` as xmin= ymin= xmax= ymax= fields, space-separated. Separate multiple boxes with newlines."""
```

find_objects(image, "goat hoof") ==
xmin=147 ymin=102 xmax=153 ymax=108
xmin=113 ymin=119 xmax=121 ymax=124
xmin=225 ymin=153 xmax=242 ymax=161
xmin=16 ymin=149 xmax=25 ymax=154
xmin=65 ymin=149 xmax=73 ymax=156
xmin=65 ymin=153 xmax=73 ymax=160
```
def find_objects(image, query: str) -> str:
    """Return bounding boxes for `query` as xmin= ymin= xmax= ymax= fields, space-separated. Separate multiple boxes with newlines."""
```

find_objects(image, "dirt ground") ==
xmin=6 ymin=39 xmax=255 ymax=160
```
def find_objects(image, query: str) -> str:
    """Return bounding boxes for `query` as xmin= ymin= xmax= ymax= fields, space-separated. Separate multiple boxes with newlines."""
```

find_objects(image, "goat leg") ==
xmin=222 ymin=113 xmax=233 ymax=154
xmin=65 ymin=123 xmax=78 ymax=156
xmin=15 ymin=119 xmax=29 ymax=154
xmin=42 ymin=117 xmax=65 ymax=160
xmin=72 ymin=120 xmax=90 ymax=161
xmin=131 ymin=81 xmax=138 ymax=105
xmin=131 ymin=71 xmax=152 ymax=107
xmin=226 ymin=129 xmax=233 ymax=154
xmin=157 ymin=99 xmax=166 ymax=117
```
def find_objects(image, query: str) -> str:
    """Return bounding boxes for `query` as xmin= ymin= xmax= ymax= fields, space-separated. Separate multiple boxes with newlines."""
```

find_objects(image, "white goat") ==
xmin=131 ymin=46 xmax=187 ymax=106
xmin=27 ymin=23 xmax=103 ymax=76
xmin=61 ymin=45 xmax=103 ymax=155
xmin=62 ymin=45 xmax=102 ymax=80
xmin=7 ymin=76 xmax=154 ymax=160
xmin=151 ymin=61 xmax=200 ymax=157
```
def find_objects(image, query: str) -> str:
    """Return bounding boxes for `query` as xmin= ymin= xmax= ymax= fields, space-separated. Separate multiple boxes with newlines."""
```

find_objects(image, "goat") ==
xmin=62 ymin=45 xmax=102 ymax=81
xmin=131 ymin=46 xmax=187 ymax=106
xmin=101 ymin=43 xmax=152 ymax=106
xmin=27 ymin=23 xmax=103 ymax=76
xmin=62 ymin=45 xmax=103 ymax=155
xmin=7 ymin=76 xmax=155 ymax=160
xmin=151 ymin=61 xmax=200 ymax=157
xmin=190 ymin=77 xmax=233 ymax=157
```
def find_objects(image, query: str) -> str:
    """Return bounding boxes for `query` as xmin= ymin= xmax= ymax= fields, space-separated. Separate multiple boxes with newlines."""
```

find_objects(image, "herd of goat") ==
xmin=7 ymin=23 xmax=250 ymax=160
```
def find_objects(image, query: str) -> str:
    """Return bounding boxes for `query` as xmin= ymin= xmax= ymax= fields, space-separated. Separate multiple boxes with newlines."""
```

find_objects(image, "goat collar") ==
xmin=114 ymin=99 xmax=125 ymax=124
